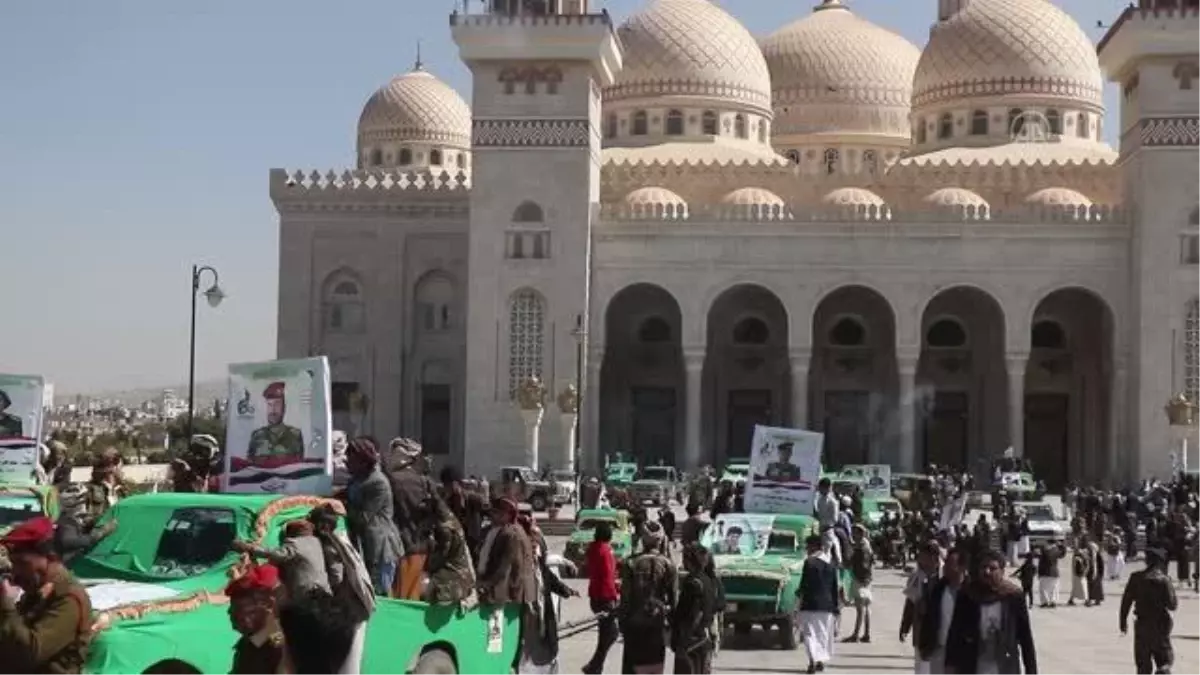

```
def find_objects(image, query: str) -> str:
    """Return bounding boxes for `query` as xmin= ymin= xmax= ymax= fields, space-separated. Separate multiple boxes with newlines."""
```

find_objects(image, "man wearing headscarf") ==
xmin=343 ymin=437 xmax=404 ymax=596
xmin=673 ymin=543 xmax=717 ymax=674
xmin=619 ymin=520 xmax=676 ymax=674
xmin=307 ymin=505 xmax=375 ymax=675
xmin=1119 ymin=547 xmax=1178 ymax=674
xmin=0 ymin=516 xmax=93 ymax=673
xmin=476 ymin=497 xmax=535 ymax=607
xmin=85 ymin=448 xmax=123 ymax=524
xmin=388 ymin=437 xmax=439 ymax=600
xmin=226 ymin=563 xmax=286 ymax=675
xmin=232 ymin=519 xmax=331 ymax=599
xmin=54 ymin=483 xmax=118 ymax=563
xmin=796 ymin=534 xmax=840 ymax=674
xmin=171 ymin=434 xmax=220 ymax=493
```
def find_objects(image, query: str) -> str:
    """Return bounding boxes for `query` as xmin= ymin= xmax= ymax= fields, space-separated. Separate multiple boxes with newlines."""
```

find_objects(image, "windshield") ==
xmin=151 ymin=507 xmax=237 ymax=577
xmin=1023 ymin=505 xmax=1055 ymax=521
xmin=642 ymin=468 xmax=672 ymax=481
xmin=577 ymin=518 xmax=618 ymax=531
xmin=0 ymin=496 xmax=42 ymax=528
xmin=605 ymin=466 xmax=634 ymax=478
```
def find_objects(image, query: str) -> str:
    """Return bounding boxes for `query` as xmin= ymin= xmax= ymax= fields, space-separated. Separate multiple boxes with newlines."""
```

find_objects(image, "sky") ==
xmin=0 ymin=0 xmax=1128 ymax=394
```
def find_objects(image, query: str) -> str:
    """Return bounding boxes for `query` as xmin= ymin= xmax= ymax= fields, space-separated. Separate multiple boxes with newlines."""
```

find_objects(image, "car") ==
xmin=498 ymin=466 xmax=569 ymax=512
xmin=862 ymin=496 xmax=905 ymax=533
xmin=1013 ymin=500 xmax=1065 ymax=548
xmin=720 ymin=459 xmax=751 ymax=486
xmin=0 ymin=484 xmax=59 ymax=571
xmin=629 ymin=466 xmax=681 ymax=506
xmin=603 ymin=462 xmax=638 ymax=489
xmin=703 ymin=513 xmax=832 ymax=650
xmin=74 ymin=492 xmax=521 ymax=674
xmin=996 ymin=472 xmax=1045 ymax=501
xmin=549 ymin=470 xmax=577 ymax=505
xmin=562 ymin=508 xmax=632 ymax=576
xmin=891 ymin=473 xmax=933 ymax=510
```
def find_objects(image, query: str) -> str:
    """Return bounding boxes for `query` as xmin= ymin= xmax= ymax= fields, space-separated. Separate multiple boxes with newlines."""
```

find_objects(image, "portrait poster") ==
xmin=744 ymin=425 xmax=823 ymax=515
xmin=0 ymin=438 xmax=41 ymax=486
xmin=0 ymin=373 xmax=45 ymax=443
xmin=842 ymin=463 xmax=892 ymax=500
xmin=702 ymin=513 xmax=778 ymax=557
xmin=223 ymin=357 xmax=332 ymax=495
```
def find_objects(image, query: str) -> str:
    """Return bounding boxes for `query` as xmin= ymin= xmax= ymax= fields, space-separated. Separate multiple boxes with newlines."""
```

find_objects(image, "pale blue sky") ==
xmin=0 ymin=0 xmax=1125 ymax=393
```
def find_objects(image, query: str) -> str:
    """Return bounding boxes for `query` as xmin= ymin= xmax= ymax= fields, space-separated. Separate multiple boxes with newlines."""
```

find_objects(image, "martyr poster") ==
xmin=744 ymin=425 xmax=823 ymax=515
xmin=842 ymin=463 xmax=892 ymax=500
xmin=224 ymin=357 xmax=332 ymax=495
xmin=0 ymin=373 xmax=45 ymax=442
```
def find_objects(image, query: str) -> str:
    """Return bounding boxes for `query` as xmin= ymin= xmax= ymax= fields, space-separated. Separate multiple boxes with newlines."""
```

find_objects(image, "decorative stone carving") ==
xmin=472 ymin=119 xmax=590 ymax=147
xmin=556 ymin=384 xmax=579 ymax=415
xmin=1140 ymin=116 xmax=1200 ymax=147
xmin=517 ymin=376 xmax=547 ymax=411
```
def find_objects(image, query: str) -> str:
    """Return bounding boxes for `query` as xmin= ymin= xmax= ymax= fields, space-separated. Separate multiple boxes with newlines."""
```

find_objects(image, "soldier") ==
xmin=0 ymin=516 xmax=93 ymax=673
xmin=1119 ymin=547 xmax=1178 ymax=675
xmin=226 ymin=563 xmax=287 ymax=675
xmin=85 ymin=448 xmax=123 ymax=525
xmin=0 ymin=389 xmax=22 ymax=438
xmin=247 ymin=381 xmax=305 ymax=464
xmin=764 ymin=441 xmax=802 ymax=482
xmin=619 ymin=521 xmax=677 ymax=674
xmin=171 ymin=434 xmax=220 ymax=493
xmin=424 ymin=498 xmax=477 ymax=605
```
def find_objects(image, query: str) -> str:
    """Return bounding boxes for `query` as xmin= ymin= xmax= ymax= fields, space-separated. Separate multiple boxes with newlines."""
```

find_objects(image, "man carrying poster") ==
xmin=0 ymin=390 xmax=22 ymax=438
xmin=247 ymin=382 xmax=306 ymax=463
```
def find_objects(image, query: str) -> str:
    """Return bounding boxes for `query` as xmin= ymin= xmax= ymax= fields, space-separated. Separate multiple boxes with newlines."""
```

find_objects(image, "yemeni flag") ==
xmin=227 ymin=456 xmax=326 ymax=487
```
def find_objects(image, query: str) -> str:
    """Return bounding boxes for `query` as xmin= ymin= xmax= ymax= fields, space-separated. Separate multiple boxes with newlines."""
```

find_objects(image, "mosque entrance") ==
xmin=823 ymin=391 xmax=870 ymax=468
xmin=727 ymin=389 xmax=772 ymax=459
xmin=630 ymin=387 xmax=677 ymax=465
xmin=1024 ymin=393 xmax=1069 ymax=491
xmin=922 ymin=392 xmax=968 ymax=470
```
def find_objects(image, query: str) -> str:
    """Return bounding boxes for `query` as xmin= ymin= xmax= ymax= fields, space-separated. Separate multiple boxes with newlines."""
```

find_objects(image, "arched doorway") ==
xmin=599 ymin=284 xmax=684 ymax=465
xmin=809 ymin=286 xmax=898 ymax=468
xmin=1024 ymin=288 xmax=1113 ymax=490
xmin=703 ymin=285 xmax=790 ymax=466
xmin=917 ymin=286 xmax=1007 ymax=475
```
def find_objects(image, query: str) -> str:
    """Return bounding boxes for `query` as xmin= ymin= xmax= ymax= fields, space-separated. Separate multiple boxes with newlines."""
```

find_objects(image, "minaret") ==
xmin=1098 ymin=0 xmax=1199 ymax=480
xmin=450 ymin=0 xmax=621 ymax=475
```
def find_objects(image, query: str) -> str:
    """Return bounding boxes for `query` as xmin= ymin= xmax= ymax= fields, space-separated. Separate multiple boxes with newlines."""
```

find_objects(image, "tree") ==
xmin=166 ymin=416 xmax=226 ymax=454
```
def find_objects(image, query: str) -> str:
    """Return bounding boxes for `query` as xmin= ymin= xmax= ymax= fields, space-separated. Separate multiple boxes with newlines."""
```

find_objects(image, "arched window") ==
xmin=665 ymin=109 xmax=684 ymax=135
xmin=1046 ymin=109 xmax=1062 ymax=135
xmin=1031 ymin=320 xmax=1066 ymax=350
xmin=324 ymin=273 xmax=365 ymax=333
xmin=512 ymin=201 xmax=544 ymax=223
xmin=632 ymin=110 xmax=648 ymax=136
xmin=604 ymin=113 xmax=618 ymax=139
xmin=758 ymin=120 xmax=768 ymax=143
xmin=701 ymin=110 xmax=718 ymax=135
xmin=415 ymin=273 xmax=455 ymax=332
xmin=1174 ymin=62 xmax=1198 ymax=90
xmin=829 ymin=317 xmax=867 ymax=347
xmin=508 ymin=289 xmax=546 ymax=397
xmin=1187 ymin=298 xmax=1200 ymax=402
xmin=916 ymin=119 xmax=927 ymax=144
xmin=785 ymin=149 xmax=801 ymax=164
xmin=862 ymin=150 xmax=878 ymax=175
xmin=369 ymin=149 xmax=383 ymax=167
xmin=971 ymin=110 xmax=989 ymax=135
xmin=1076 ymin=113 xmax=1089 ymax=138
xmin=823 ymin=148 xmax=840 ymax=175
xmin=429 ymin=149 xmax=443 ymax=166
xmin=938 ymin=113 xmax=954 ymax=140
xmin=734 ymin=114 xmax=747 ymax=139
xmin=458 ymin=152 xmax=468 ymax=169
xmin=398 ymin=148 xmax=413 ymax=165
xmin=926 ymin=318 xmax=967 ymax=348
xmin=1008 ymin=108 xmax=1025 ymax=137
xmin=732 ymin=317 xmax=769 ymax=345
xmin=637 ymin=316 xmax=672 ymax=343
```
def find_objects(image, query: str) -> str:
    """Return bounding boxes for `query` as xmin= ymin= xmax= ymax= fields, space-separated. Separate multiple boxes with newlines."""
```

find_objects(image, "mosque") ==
xmin=271 ymin=0 xmax=1200 ymax=488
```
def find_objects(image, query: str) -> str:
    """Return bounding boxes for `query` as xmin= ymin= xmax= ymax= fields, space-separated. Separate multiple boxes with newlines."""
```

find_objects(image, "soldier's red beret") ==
xmin=225 ymin=563 xmax=280 ymax=598
xmin=1 ymin=516 xmax=55 ymax=552
xmin=262 ymin=382 xmax=286 ymax=400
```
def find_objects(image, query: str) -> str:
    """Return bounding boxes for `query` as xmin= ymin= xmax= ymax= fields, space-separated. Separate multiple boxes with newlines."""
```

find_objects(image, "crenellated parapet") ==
xmin=598 ymin=200 xmax=1128 ymax=225
xmin=268 ymin=168 xmax=471 ymax=215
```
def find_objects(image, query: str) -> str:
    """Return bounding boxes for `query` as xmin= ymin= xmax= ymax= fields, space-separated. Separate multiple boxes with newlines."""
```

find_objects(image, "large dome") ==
xmin=912 ymin=0 xmax=1103 ymax=113
xmin=357 ymin=67 xmax=472 ymax=148
xmin=761 ymin=0 xmax=920 ymax=140
xmin=604 ymin=0 xmax=772 ymax=115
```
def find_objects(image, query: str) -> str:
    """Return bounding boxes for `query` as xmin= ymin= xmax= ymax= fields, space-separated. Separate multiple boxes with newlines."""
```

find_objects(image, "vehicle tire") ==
xmin=779 ymin=613 xmax=800 ymax=650
xmin=529 ymin=493 xmax=548 ymax=512
xmin=412 ymin=648 xmax=457 ymax=674
xmin=143 ymin=659 xmax=201 ymax=674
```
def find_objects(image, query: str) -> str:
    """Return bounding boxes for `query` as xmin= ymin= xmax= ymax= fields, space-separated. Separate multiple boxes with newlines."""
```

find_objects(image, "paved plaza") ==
xmin=546 ymin=534 xmax=1200 ymax=674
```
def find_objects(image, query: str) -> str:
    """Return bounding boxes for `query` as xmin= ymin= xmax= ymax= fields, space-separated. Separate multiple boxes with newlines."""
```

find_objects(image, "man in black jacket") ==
xmin=1119 ymin=547 xmax=1178 ymax=674
xmin=945 ymin=548 xmax=1038 ymax=674
xmin=918 ymin=547 xmax=967 ymax=674
xmin=796 ymin=535 xmax=839 ymax=674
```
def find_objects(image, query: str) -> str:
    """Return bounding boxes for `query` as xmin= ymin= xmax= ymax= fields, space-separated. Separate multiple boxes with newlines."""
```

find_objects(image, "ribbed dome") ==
xmin=912 ymin=0 xmax=1103 ymax=113
xmin=721 ymin=187 xmax=785 ymax=207
xmin=822 ymin=187 xmax=886 ymax=207
xmin=358 ymin=67 xmax=472 ymax=148
xmin=924 ymin=187 xmax=990 ymax=210
xmin=605 ymin=0 xmax=772 ymax=115
xmin=762 ymin=0 xmax=920 ymax=139
xmin=624 ymin=186 xmax=688 ymax=207
xmin=1024 ymin=187 xmax=1093 ymax=207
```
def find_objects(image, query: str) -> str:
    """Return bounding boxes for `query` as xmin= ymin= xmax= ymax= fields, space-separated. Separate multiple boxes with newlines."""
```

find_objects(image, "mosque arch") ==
xmin=598 ymin=283 xmax=684 ymax=465
xmin=321 ymin=268 xmax=365 ymax=334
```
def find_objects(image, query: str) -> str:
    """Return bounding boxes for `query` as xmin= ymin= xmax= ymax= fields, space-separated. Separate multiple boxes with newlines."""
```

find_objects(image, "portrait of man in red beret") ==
xmin=246 ymin=381 xmax=306 ymax=467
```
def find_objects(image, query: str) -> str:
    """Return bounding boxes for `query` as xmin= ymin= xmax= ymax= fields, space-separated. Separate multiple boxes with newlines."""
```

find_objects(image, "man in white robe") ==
xmin=796 ymin=535 xmax=839 ymax=673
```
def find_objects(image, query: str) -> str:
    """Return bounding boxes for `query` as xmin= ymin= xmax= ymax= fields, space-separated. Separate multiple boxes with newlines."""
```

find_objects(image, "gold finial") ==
xmin=557 ymin=384 xmax=579 ymax=415
xmin=1165 ymin=392 xmax=1198 ymax=427
xmin=414 ymin=41 xmax=424 ymax=71
xmin=516 ymin=376 xmax=547 ymax=411
xmin=814 ymin=0 xmax=846 ymax=11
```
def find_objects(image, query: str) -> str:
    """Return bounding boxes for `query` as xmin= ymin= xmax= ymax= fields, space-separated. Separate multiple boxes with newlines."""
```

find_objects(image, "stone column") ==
xmin=516 ymin=377 xmax=547 ymax=470
xmin=897 ymin=354 xmax=919 ymax=472
xmin=557 ymin=384 xmax=579 ymax=473
xmin=790 ymin=348 xmax=811 ymax=429
xmin=1007 ymin=352 xmax=1028 ymax=457
xmin=684 ymin=348 xmax=705 ymax=470
xmin=584 ymin=346 xmax=603 ymax=474
xmin=1109 ymin=358 xmax=1127 ymax=482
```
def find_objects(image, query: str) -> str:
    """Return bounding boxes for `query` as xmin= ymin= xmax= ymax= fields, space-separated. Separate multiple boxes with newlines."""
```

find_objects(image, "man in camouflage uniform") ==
xmin=425 ymin=498 xmax=477 ymax=605
xmin=171 ymin=434 xmax=221 ymax=493
xmin=1120 ymin=547 xmax=1178 ymax=674
xmin=84 ymin=449 xmax=123 ymax=526
xmin=247 ymin=381 xmax=305 ymax=464
xmin=0 ymin=516 xmax=93 ymax=673
xmin=619 ymin=520 xmax=677 ymax=673
xmin=0 ymin=389 xmax=23 ymax=438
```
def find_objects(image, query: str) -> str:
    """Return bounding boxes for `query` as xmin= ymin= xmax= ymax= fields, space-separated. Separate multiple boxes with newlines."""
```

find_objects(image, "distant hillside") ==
xmin=58 ymin=380 xmax=227 ymax=406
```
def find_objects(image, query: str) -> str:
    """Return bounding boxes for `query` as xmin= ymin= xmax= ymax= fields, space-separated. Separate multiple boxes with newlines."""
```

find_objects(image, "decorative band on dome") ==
xmin=603 ymin=78 xmax=772 ymax=112
xmin=774 ymin=84 xmax=910 ymax=107
xmin=913 ymin=75 xmax=1103 ymax=109
xmin=358 ymin=126 xmax=471 ymax=147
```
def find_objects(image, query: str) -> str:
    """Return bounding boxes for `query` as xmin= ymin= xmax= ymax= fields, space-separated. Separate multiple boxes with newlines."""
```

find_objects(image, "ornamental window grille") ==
xmin=938 ymin=113 xmax=953 ymax=140
xmin=701 ymin=111 xmax=718 ymax=135
xmin=1187 ymin=298 xmax=1199 ymax=402
xmin=324 ymin=274 xmax=365 ymax=334
xmin=665 ymin=109 xmax=684 ymax=135
xmin=508 ymin=290 xmax=546 ymax=397
xmin=429 ymin=149 xmax=443 ymax=166
xmin=632 ymin=110 xmax=648 ymax=136
xmin=1008 ymin=108 xmax=1025 ymax=136
xmin=862 ymin=150 xmax=878 ymax=175
xmin=734 ymin=114 xmax=747 ymax=139
xmin=1046 ymin=109 xmax=1062 ymax=135
xmin=971 ymin=110 xmax=989 ymax=135
xmin=823 ymin=148 xmax=840 ymax=175
xmin=399 ymin=148 xmax=413 ymax=165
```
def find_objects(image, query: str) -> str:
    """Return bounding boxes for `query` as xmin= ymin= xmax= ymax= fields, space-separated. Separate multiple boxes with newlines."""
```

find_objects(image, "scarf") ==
xmin=477 ymin=527 xmax=500 ymax=577
xmin=331 ymin=531 xmax=376 ymax=617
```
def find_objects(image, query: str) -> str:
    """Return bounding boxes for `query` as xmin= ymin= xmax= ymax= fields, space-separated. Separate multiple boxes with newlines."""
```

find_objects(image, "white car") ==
xmin=1015 ymin=501 xmax=1066 ymax=546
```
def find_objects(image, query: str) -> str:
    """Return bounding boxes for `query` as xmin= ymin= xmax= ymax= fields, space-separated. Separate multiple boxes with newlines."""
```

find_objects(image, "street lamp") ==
xmin=1165 ymin=392 xmax=1198 ymax=477
xmin=187 ymin=265 xmax=224 ymax=443
xmin=570 ymin=314 xmax=587 ymax=475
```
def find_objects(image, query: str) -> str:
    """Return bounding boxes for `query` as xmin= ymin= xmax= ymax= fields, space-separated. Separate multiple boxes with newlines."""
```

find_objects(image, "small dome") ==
xmin=624 ymin=186 xmax=688 ymax=207
xmin=358 ymin=67 xmax=472 ymax=148
xmin=762 ymin=0 xmax=920 ymax=140
xmin=924 ymin=187 xmax=990 ymax=210
xmin=606 ymin=0 xmax=772 ymax=115
xmin=912 ymin=0 xmax=1103 ymax=115
xmin=720 ymin=187 xmax=785 ymax=207
xmin=1024 ymin=187 xmax=1093 ymax=207
xmin=822 ymin=187 xmax=886 ymax=207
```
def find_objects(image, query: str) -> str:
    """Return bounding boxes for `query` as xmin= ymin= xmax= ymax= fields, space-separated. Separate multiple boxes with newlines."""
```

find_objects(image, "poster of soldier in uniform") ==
xmin=842 ymin=464 xmax=892 ymax=500
xmin=0 ymin=374 xmax=45 ymax=441
xmin=744 ymin=425 xmax=823 ymax=515
xmin=223 ymin=357 xmax=332 ymax=495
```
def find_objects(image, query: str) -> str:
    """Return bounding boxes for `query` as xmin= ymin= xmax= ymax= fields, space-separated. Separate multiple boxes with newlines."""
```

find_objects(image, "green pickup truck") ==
xmin=562 ymin=508 xmax=632 ymax=576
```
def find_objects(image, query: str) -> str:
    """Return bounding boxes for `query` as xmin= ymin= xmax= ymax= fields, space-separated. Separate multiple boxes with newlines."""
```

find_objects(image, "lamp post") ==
xmin=1165 ymin=392 xmax=1198 ymax=477
xmin=570 ymin=314 xmax=586 ymax=507
xmin=187 ymin=265 xmax=225 ymax=443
